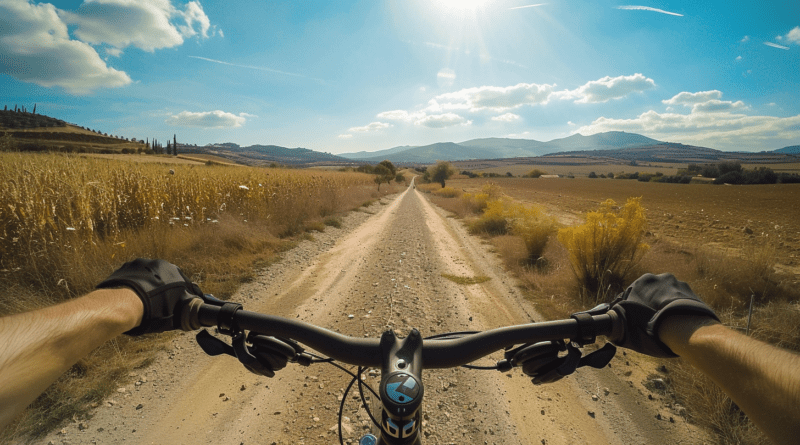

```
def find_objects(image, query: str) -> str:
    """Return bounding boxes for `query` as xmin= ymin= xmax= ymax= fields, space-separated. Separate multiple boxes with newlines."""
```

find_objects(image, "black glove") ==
xmin=611 ymin=273 xmax=719 ymax=357
xmin=97 ymin=258 xmax=203 ymax=336
xmin=507 ymin=340 xmax=577 ymax=384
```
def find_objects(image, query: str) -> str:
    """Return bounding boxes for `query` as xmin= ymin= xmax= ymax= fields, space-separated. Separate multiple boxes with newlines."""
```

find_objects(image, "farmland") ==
xmin=421 ymin=174 xmax=800 ymax=443
xmin=451 ymin=177 xmax=800 ymax=276
xmin=0 ymin=152 xmax=399 ymax=439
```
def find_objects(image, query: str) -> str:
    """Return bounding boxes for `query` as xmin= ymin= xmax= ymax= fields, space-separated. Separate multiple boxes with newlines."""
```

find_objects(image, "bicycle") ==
xmin=180 ymin=295 xmax=625 ymax=445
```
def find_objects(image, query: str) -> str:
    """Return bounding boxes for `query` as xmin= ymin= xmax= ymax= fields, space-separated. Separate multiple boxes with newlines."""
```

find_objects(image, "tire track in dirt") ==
xmin=40 ymin=184 xmax=708 ymax=445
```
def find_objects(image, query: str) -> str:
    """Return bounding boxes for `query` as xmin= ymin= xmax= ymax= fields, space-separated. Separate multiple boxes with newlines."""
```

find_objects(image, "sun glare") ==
xmin=436 ymin=0 xmax=492 ymax=11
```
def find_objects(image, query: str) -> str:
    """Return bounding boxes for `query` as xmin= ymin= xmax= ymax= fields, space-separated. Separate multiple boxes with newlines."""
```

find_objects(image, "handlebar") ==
xmin=182 ymin=298 xmax=624 ymax=368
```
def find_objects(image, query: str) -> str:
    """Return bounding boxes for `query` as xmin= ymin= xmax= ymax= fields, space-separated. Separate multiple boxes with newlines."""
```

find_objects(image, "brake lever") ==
xmin=196 ymin=329 xmax=235 ymax=357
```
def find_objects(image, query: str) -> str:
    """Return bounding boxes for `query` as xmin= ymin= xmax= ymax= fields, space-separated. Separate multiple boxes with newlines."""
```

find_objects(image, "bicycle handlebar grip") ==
xmin=606 ymin=309 xmax=625 ymax=344
xmin=180 ymin=297 xmax=204 ymax=331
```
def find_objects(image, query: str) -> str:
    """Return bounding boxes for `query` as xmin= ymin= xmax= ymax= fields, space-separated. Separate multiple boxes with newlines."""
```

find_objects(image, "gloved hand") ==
xmin=96 ymin=258 xmax=203 ymax=336
xmin=506 ymin=340 xmax=577 ymax=385
xmin=611 ymin=273 xmax=719 ymax=357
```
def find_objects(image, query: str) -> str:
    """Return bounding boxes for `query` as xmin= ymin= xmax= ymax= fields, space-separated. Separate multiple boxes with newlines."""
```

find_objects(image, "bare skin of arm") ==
xmin=659 ymin=316 xmax=800 ymax=445
xmin=0 ymin=288 xmax=143 ymax=429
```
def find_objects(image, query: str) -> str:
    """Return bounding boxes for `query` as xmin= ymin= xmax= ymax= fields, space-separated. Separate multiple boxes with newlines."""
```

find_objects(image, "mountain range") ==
xmin=339 ymin=132 xmax=664 ymax=163
xmin=186 ymin=132 xmax=799 ymax=166
xmin=2 ymin=109 xmax=796 ymax=165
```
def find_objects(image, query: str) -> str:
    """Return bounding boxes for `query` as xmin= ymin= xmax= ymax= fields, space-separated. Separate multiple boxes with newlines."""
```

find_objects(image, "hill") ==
xmin=774 ymin=145 xmax=800 ymax=154
xmin=545 ymin=142 xmax=799 ymax=164
xmin=542 ymin=131 xmax=660 ymax=151
xmin=347 ymin=131 xmax=664 ymax=163
xmin=185 ymin=143 xmax=354 ymax=166
xmin=339 ymin=144 xmax=418 ymax=160
xmin=1 ymin=110 xmax=146 ymax=153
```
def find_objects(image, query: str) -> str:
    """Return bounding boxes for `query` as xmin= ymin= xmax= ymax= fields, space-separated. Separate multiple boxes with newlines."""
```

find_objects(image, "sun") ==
xmin=435 ymin=0 xmax=492 ymax=11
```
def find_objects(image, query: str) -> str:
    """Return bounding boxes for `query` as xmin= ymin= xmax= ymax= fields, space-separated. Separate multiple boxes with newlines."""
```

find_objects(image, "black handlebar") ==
xmin=183 ymin=299 xmax=624 ymax=368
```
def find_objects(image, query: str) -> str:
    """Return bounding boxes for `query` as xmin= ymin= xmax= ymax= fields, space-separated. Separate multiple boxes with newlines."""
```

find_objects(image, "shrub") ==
xmin=460 ymin=192 xmax=490 ymax=213
xmin=468 ymin=200 xmax=509 ymax=235
xmin=505 ymin=203 xmax=558 ymax=263
xmin=459 ymin=183 xmax=502 ymax=214
xmin=557 ymin=197 xmax=649 ymax=303
xmin=588 ymin=172 xmax=597 ymax=178
xmin=432 ymin=186 xmax=461 ymax=198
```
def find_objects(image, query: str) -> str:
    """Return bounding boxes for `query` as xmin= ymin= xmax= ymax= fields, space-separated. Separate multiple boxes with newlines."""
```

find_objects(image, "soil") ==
xmin=39 ymin=184 xmax=710 ymax=445
xmin=457 ymin=177 xmax=800 ymax=278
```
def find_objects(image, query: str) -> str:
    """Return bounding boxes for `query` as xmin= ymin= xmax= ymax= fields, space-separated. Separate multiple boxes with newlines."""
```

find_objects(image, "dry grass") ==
xmin=0 ymin=152 xmax=398 ymax=441
xmin=425 ymin=176 xmax=800 ymax=444
xmin=558 ymin=198 xmax=649 ymax=304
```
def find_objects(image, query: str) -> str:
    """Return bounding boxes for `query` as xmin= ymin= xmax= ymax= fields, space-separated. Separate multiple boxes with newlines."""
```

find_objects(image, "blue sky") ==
xmin=1 ymin=0 xmax=799 ymax=154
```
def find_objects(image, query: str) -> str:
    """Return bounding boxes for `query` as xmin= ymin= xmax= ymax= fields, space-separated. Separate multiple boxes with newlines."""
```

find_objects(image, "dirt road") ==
xmin=42 ymin=184 xmax=707 ymax=444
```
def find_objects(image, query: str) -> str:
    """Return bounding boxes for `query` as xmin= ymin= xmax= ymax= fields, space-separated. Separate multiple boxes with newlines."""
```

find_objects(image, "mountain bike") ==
xmin=180 ymin=295 xmax=625 ymax=445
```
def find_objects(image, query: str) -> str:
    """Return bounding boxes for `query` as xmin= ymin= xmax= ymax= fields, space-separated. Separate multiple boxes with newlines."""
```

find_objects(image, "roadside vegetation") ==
xmin=0 ymin=152 xmax=399 ymax=441
xmin=420 ymin=177 xmax=800 ymax=445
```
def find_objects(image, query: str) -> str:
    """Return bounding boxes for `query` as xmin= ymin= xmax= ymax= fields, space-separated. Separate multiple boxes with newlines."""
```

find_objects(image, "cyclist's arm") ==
xmin=0 ymin=288 xmax=143 ymax=429
xmin=659 ymin=315 xmax=800 ymax=445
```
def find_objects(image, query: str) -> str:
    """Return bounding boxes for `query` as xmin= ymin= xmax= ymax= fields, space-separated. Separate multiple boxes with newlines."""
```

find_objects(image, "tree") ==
xmin=173 ymin=134 xmax=177 ymax=155
xmin=373 ymin=160 xmax=396 ymax=190
xmin=428 ymin=161 xmax=455 ymax=188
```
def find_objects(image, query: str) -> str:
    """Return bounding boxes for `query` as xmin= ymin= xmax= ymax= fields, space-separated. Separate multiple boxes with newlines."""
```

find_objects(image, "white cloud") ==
xmin=348 ymin=122 xmax=392 ymax=133
xmin=491 ymin=113 xmax=521 ymax=122
xmin=415 ymin=113 xmax=470 ymax=128
xmin=661 ymin=90 xmax=746 ymax=113
xmin=740 ymin=35 xmax=750 ymax=43
xmin=165 ymin=110 xmax=248 ymax=128
xmin=0 ymin=0 xmax=131 ymax=94
xmin=337 ymin=134 xmax=353 ymax=139
xmin=764 ymin=42 xmax=790 ymax=50
xmin=735 ymin=55 xmax=742 ymax=61
xmin=616 ymin=5 xmax=683 ymax=17
xmin=557 ymin=73 xmax=656 ymax=103
xmin=376 ymin=110 xmax=426 ymax=122
xmin=662 ymin=90 xmax=722 ymax=106
xmin=177 ymin=1 xmax=211 ymax=39
xmin=61 ymin=0 xmax=216 ymax=52
xmin=577 ymin=91 xmax=800 ymax=150
xmin=692 ymin=99 xmax=747 ymax=113
xmin=785 ymin=26 xmax=800 ymax=45
xmin=431 ymin=82 xmax=555 ymax=112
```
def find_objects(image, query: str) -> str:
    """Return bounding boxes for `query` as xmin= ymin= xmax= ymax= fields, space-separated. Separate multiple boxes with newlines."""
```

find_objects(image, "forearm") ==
xmin=0 ymin=288 xmax=142 ymax=429
xmin=660 ymin=316 xmax=800 ymax=444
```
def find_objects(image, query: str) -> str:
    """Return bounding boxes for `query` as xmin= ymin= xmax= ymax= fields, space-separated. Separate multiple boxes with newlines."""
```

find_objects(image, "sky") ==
xmin=1 ymin=0 xmax=799 ymax=154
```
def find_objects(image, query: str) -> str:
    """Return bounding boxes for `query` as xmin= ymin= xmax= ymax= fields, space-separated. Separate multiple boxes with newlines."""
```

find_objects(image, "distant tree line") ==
xmin=684 ymin=162 xmax=800 ymax=184
xmin=584 ymin=161 xmax=800 ymax=185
